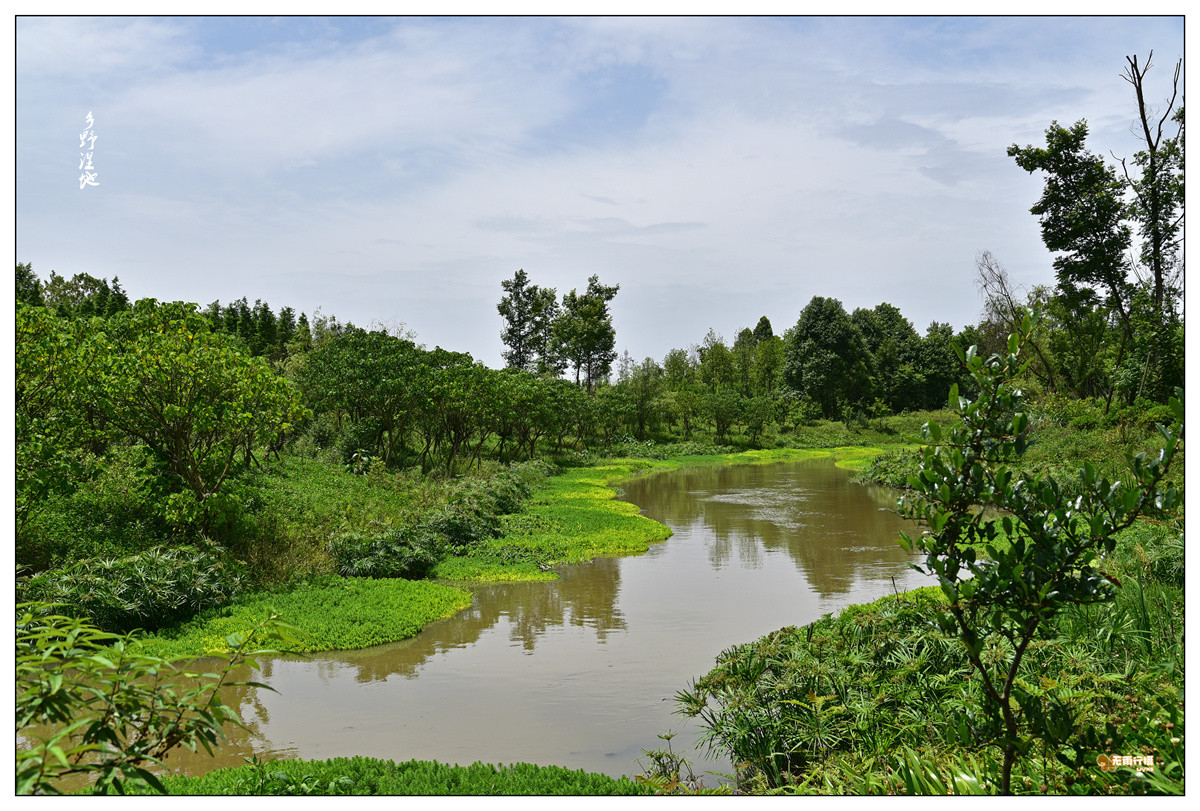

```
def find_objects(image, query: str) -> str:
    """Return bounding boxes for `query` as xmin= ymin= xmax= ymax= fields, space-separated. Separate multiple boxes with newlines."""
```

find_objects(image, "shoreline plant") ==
xmin=16 ymin=604 xmax=302 ymax=795
xmin=897 ymin=312 xmax=1183 ymax=794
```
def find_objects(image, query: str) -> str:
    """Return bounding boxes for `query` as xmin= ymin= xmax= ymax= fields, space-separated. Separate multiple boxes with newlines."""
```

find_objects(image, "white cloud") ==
xmin=17 ymin=16 xmax=196 ymax=77
xmin=14 ymin=15 xmax=1185 ymax=367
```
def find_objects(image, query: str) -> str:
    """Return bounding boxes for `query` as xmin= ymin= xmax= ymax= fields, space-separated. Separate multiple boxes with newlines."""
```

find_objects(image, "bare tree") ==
xmin=974 ymin=250 xmax=1058 ymax=392
xmin=1117 ymin=52 xmax=1184 ymax=313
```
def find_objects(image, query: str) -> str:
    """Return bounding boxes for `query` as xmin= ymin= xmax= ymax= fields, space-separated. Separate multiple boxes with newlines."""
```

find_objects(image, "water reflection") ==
xmin=620 ymin=457 xmax=916 ymax=598
xmin=146 ymin=457 xmax=925 ymax=784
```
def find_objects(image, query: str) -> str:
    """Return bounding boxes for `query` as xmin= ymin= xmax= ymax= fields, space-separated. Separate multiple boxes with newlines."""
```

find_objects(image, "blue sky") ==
xmin=14 ymin=14 xmax=1185 ymax=368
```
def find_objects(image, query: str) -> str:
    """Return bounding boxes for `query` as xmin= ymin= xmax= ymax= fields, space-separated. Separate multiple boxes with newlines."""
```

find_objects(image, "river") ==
xmin=158 ymin=456 xmax=927 ymax=784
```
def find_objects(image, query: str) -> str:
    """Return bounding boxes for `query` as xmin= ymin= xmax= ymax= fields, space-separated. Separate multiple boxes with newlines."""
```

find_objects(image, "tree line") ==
xmin=14 ymin=52 xmax=1182 ymax=555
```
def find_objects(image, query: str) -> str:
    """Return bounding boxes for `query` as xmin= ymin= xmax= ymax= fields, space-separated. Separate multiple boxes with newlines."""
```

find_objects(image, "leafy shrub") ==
xmin=1036 ymin=393 xmax=1103 ymax=428
xmin=17 ymin=604 xmax=294 ymax=795
xmin=851 ymin=448 xmax=920 ymax=489
xmin=329 ymin=526 xmax=440 ymax=579
xmin=17 ymin=445 xmax=178 ymax=571
xmin=337 ymin=419 xmax=386 ymax=467
xmin=16 ymin=544 xmax=246 ymax=633
xmin=679 ymin=570 xmax=1184 ymax=795
xmin=896 ymin=322 xmax=1181 ymax=795
xmin=677 ymin=588 xmax=968 ymax=789
xmin=599 ymin=439 xmax=738 ymax=460
xmin=418 ymin=500 xmax=501 ymax=550
xmin=452 ymin=471 xmax=530 ymax=516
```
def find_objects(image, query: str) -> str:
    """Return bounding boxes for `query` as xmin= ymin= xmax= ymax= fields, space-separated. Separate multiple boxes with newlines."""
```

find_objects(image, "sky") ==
xmin=14 ymin=13 xmax=1186 ymax=369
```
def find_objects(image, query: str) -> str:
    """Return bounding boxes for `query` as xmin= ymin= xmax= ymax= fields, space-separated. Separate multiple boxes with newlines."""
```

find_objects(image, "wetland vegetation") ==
xmin=15 ymin=51 xmax=1185 ymax=795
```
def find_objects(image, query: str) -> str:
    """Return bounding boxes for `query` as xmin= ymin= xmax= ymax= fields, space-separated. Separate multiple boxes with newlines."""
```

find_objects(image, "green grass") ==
xmin=128 ymin=756 xmax=656 ymax=795
xmin=136 ymin=576 xmax=473 ymax=660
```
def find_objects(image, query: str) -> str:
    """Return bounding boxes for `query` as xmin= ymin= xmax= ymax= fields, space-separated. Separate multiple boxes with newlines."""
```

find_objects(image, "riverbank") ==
xmin=675 ymin=519 xmax=1184 ymax=796
xmin=119 ymin=445 xmax=916 ymax=796
xmin=138 ymin=444 xmax=905 ymax=661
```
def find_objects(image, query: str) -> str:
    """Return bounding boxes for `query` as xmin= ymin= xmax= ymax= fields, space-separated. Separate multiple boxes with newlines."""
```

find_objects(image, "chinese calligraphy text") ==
xmin=79 ymin=111 xmax=99 ymax=189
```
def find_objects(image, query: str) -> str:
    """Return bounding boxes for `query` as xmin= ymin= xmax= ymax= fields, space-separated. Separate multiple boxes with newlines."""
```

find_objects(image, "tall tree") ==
xmin=751 ymin=315 xmax=774 ymax=344
xmin=297 ymin=327 xmax=427 ymax=467
xmin=1008 ymin=53 xmax=1184 ymax=403
xmin=1116 ymin=53 xmax=1185 ymax=401
xmin=554 ymin=275 xmax=619 ymax=392
xmin=16 ymin=263 xmax=44 ymax=307
xmin=1008 ymin=121 xmax=1132 ymax=329
xmin=1118 ymin=52 xmax=1184 ymax=315
xmin=782 ymin=296 xmax=876 ymax=420
xmin=852 ymin=302 xmax=923 ymax=412
xmin=39 ymin=271 xmax=129 ymax=318
xmin=497 ymin=269 xmax=560 ymax=374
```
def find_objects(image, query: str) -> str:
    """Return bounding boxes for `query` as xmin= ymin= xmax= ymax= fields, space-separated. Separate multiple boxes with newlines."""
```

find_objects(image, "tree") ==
xmin=1008 ymin=121 xmax=1132 ymax=325
xmin=554 ymin=275 xmax=619 ymax=392
xmin=299 ymin=326 xmax=426 ymax=467
xmin=782 ymin=296 xmax=876 ymax=420
xmin=698 ymin=330 xmax=736 ymax=391
xmin=752 ymin=315 xmax=774 ymax=344
xmin=497 ymin=269 xmax=561 ymax=374
xmin=39 ymin=271 xmax=129 ymax=318
xmin=1007 ymin=53 xmax=1185 ymax=404
xmin=94 ymin=301 xmax=307 ymax=529
xmin=1118 ymin=52 xmax=1183 ymax=316
xmin=15 ymin=306 xmax=104 ymax=532
xmin=898 ymin=312 xmax=1183 ymax=794
xmin=1116 ymin=53 xmax=1184 ymax=402
xmin=618 ymin=357 xmax=664 ymax=440
xmin=852 ymin=302 xmax=923 ymax=412
xmin=915 ymin=322 xmax=961 ymax=410
xmin=662 ymin=347 xmax=694 ymax=389
xmin=750 ymin=335 xmax=785 ymax=397
xmin=16 ymin=262 xmax=44 ymax=306
xmin=732 ymin=328 xmax=756 ymax=396
xmin=702 ymin=386 xmax=742 ymax=443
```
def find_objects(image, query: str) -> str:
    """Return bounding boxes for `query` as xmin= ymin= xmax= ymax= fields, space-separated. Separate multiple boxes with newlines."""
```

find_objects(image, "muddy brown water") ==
xmin=154 ymin=457 xmax=928 ymax=785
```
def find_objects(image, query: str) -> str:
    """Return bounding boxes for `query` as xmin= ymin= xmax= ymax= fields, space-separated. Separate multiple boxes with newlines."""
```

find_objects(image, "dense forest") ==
xmin=16 ymin=52 xmax=1184 ymax=796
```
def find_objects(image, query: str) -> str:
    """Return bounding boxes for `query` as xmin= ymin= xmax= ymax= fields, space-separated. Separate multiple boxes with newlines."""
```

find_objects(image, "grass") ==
xmin=125 ymin=756 xmax=657 ymax=796
xmin=136 ymin=576 xmax=473 ymax=660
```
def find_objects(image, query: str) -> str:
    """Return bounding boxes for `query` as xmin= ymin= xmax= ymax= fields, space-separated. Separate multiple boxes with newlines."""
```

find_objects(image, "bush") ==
xmin=17 ymin=445 xmax=178 ymax=571
xmin=452 ymin=469 xmax=531 ymax=516
xmin=418 ymin=500 xmax=501 ymax=550
xmin=16 ymin=544 xmax=246 ymax=633
xmin=599 ymin=439 xmax=738 ymax=460
xmin=851 ymin=448 xmax=920 ymax=489
xmin=329 ymin=527 xmax=440 ymax=580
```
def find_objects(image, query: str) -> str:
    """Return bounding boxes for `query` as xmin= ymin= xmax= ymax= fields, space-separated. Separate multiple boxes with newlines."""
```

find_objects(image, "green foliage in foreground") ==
xmin=678 ymin=524 xmax=1185 ymax=796
xmin=136 ymin=576 xmax=472 ymax=661
xmin=897 ymin=316 xmax=1182 ymax=794
xmin=17 ymin=605 xmax=300 ymax=796
xmin=136 ymin=755 xmax=657 ymax=795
